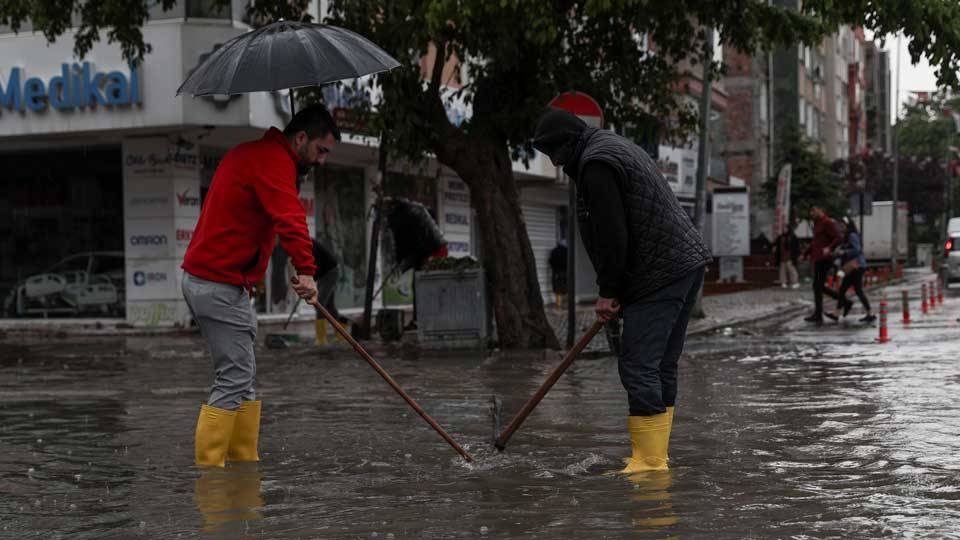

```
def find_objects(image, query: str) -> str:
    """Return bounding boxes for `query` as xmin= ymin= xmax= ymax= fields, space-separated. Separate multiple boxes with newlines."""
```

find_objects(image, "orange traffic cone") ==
xmin=877 ymin=295 xmax=890 ymax=343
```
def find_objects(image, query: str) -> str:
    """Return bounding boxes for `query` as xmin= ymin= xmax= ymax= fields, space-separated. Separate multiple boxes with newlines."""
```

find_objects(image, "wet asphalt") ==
xmin=1 ymin=277 xmax=959 ymax=539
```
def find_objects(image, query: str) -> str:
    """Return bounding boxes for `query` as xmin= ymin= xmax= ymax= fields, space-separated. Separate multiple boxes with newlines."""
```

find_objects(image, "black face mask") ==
xmin=532 ymin=108 xmax=588 ymax=167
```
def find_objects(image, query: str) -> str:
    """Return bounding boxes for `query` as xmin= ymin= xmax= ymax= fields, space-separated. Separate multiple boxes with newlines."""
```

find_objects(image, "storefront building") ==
xmin=0 ymin=4 xmax=334 ymax=326
xmin=0 ymin=2 xmax=594 ymax=328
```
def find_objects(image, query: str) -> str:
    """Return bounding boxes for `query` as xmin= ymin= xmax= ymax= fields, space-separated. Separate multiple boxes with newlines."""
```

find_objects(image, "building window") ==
xmin=186 ymin=0 xmax=230 ymax=19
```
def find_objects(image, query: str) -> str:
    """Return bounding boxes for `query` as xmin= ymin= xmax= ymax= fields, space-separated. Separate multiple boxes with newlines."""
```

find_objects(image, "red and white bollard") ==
xmin=922 ymin=283 xmax=929 ymax=314
xmin=930 ymin=281 xmax=938 ymax=309
xmin=902 ymin=289 xmax=911 ymax=324
xmin=878 ymin=295 xmax=890 ymax=343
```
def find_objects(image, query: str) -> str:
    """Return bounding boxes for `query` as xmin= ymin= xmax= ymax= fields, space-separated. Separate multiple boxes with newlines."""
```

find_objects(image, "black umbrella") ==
xmin=176 ymin=20 xmax=400 ymax=96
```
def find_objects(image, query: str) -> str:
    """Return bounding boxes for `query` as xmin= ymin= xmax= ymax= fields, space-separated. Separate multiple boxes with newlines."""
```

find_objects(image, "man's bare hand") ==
xmin=290 ymin=274 xmax=318 ymax=303
xmin=596 ymin=296 xmax=620 ymax=322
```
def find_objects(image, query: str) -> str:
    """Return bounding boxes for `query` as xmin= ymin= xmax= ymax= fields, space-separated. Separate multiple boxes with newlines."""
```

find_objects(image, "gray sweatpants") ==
xmin=182 ymin=272 xmax=257 ymax=410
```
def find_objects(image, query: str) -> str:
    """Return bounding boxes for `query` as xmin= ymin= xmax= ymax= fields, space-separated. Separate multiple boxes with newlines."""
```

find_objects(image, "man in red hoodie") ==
xmin=182 ymin=105 xmax=339 ymax=467
xmin=803 ymin=205 xmax=846 ymax=326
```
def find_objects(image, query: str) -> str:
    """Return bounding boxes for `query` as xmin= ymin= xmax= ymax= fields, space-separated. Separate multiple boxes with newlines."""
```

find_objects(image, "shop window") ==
xmin=317 ymin=164 xmax=368 ymax=310
xmin=0 ymin=147 xmax=124 ymax=319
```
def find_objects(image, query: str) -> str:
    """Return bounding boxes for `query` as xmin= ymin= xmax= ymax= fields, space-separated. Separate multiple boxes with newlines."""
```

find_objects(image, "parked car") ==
xmin=942 ymin=218 xmax=960 ymax=290
xmin=2 ymin=252 xmax=125 ymax=317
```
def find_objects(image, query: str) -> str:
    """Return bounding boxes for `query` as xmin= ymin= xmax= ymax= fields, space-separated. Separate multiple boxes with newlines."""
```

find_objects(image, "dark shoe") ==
xmin=860 ymin=314 xmax=877 ymax=324
xmin=804 ymin=314 xmax=821 ymax=323
xmin=842 ymin=300 xmax=853 ymax=318
xmin=824 ymin=313 xmax=838 ymax=322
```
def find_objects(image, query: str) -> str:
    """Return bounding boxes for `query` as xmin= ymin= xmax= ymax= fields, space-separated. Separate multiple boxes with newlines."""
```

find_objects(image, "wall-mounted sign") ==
xmin=125 ymin=218 xmax=173 ymax=259
xmin=125 ymin=258 xmax=179 ymax=301
xmin=0 ymin=62 xmax=141 ymax=113
xmin=712 ymin=187 xmax=751 ymax=257
xmin=124 ymin=138 xmax=199 ymax=179
xmin=441 ymin=179 xmax=472 ymax=257
xmin=127 ymin=299 xmax=191 ymax=327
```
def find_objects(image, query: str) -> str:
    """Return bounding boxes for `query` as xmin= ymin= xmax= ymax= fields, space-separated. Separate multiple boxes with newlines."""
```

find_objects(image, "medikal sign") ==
xmin=0 ymin=62 xmax=141 ymax=113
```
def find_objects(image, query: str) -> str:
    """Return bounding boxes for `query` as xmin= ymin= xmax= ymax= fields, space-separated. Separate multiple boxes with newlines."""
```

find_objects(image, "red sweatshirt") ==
xmin=806 ymin=215 xmax=842 ymax=262
xmin=182 ymin=127 xmax=316 ymax=287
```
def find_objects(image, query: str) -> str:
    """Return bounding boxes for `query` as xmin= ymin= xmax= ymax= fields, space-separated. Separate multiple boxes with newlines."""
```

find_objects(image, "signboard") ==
xmin=125 ymin=258 xmax=180 ymax=301
xmin=774 ymin=164 xmax=792 ymax=237
xmin=0 ymin=61 xmax=141 ymax=114
xmin=127 ymin=299 xmax=191 ymax=327
xmin=123 ymin=137 xmax=199 ymax=180
xmin=441 ymin=178 xmax=472 ymax=257
xmin=549 ymin=91 xmax=603 ymax=128
xmin=125 ymin=218 xmax=174 ymax=259
xmin=712 ymin=187 xmax=750 ymax=256
xmin=173 ymin=177 xmax=201 ymax=218
xmin=719 ymin=256 xmax=744 ymax=283
xmin=125 ymin=176 xmax=173 ymax=218
xmin=849 ymin=192 xmax=874 ymax=216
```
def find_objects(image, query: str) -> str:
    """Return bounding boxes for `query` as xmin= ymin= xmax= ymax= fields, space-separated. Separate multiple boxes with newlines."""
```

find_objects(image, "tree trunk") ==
xmin=434 ymin=137 xmax=560 ymax=349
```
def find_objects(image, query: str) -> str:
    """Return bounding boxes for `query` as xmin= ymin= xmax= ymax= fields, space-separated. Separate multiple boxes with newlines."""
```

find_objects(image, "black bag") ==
xmin=385 ymin=198 xmax=444 ymax=273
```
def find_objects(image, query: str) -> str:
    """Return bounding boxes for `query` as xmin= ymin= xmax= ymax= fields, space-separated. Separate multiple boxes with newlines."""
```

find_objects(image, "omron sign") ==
xmin=0 ymin=62 xmax=142 ymax=113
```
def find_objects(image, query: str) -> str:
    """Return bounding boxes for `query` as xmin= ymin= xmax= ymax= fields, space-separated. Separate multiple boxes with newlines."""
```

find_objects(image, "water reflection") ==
xmin=627 ymin=470 xmax=677 ymax=530
xmin=195 ymin=464 xmax=264 ymax=534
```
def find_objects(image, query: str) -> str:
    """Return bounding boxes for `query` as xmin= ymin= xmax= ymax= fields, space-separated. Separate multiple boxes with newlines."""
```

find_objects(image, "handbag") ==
xmin=842 ymin=259 xmax=860 ymax=274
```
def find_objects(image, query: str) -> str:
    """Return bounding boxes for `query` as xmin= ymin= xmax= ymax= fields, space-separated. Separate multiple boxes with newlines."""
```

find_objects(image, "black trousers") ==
xmin=837 ymin=267 xmax=871 ymax=312
xmin=619 ymin=267 xmax=704 ymax=416
xmin=813 ymin=259 xmax=841 ymax=317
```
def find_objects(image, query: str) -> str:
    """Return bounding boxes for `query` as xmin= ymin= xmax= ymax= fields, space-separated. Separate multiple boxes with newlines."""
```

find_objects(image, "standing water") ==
xmin=2 ymin=303 xmax=960 ymax=538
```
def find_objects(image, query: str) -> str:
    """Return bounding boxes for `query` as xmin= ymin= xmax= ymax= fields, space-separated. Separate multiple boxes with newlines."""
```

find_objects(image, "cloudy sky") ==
xmin=868 ymin=32 xmax=940 ymax=123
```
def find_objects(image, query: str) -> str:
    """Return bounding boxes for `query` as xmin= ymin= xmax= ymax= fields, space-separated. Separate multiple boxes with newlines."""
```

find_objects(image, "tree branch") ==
xmin=428 ymin=39 xmax=447 ymax=99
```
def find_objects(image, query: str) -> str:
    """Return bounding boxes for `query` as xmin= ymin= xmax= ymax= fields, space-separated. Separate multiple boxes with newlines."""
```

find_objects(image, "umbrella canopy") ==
xmin=177 ymin=20 xmax=401 ymax=96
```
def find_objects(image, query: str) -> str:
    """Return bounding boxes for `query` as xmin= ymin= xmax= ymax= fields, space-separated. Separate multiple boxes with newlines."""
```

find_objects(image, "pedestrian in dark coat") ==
xmin=825 ymin=218 xmax=874 ymax=323
xmin=802 ymin=206 xmax=846 ymax=325
xmin=772 ymin=225 xmax=801 ymax=289
xmin=532 ymin=107 xmax=711 ymax=474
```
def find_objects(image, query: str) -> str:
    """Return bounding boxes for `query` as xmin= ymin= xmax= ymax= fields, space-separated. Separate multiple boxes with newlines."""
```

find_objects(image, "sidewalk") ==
xmin=545 ymin=285 xmax=813 ymax=352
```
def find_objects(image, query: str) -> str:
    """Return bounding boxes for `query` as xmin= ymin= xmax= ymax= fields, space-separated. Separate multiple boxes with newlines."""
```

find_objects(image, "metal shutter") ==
xmin=522 ymin=204 xmax=557 ymax=302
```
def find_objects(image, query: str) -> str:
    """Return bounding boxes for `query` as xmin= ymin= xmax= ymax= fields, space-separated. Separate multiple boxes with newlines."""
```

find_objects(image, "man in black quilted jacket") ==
xmin=532 ymin=108 xmax=711 ymax=475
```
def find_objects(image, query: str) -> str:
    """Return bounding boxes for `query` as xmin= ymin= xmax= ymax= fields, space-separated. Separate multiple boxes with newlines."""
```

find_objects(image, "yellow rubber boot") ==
xmin=315 ymin=318 xmax=328 ymax=345
xmin=665 ymin=406 xmax=675 ymax=460
xmin=621 ymin=410 xmax=672 ymax=474
xmin=195 ymin=404 xmax=238 ymax=468
xmin=226 ymin=400 xmax=262 ymax=462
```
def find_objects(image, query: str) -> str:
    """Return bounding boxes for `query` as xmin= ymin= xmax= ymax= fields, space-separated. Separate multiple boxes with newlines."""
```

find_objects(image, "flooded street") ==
xmin=3 ymin=288 xmax=960 ymax=539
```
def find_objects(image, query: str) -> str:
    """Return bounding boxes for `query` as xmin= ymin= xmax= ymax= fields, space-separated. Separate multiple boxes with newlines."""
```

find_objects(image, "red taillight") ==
xmin=947 ymin=239 xmax=954 ymax=251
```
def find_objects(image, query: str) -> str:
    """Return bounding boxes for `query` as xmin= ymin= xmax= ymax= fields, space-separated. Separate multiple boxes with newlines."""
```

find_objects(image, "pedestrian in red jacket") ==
xmin=182 ymin=104 xmax=340 ymax=467
xmin=802 ymin=206 xmax=847 ymax=326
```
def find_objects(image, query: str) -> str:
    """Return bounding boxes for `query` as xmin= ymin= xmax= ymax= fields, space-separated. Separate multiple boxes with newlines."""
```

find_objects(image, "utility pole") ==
xmin=891 ymin=35 xmax=901 ymax=273
xmin=694 ymin=29 xmax=714 ymax=235
xmin=566 ymin=171 xmax=576 ymax=348
xmin=359 ymin=137 xmax=388 ymax=339
xmin=692 ymin=28 xmax=714 ymax=317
